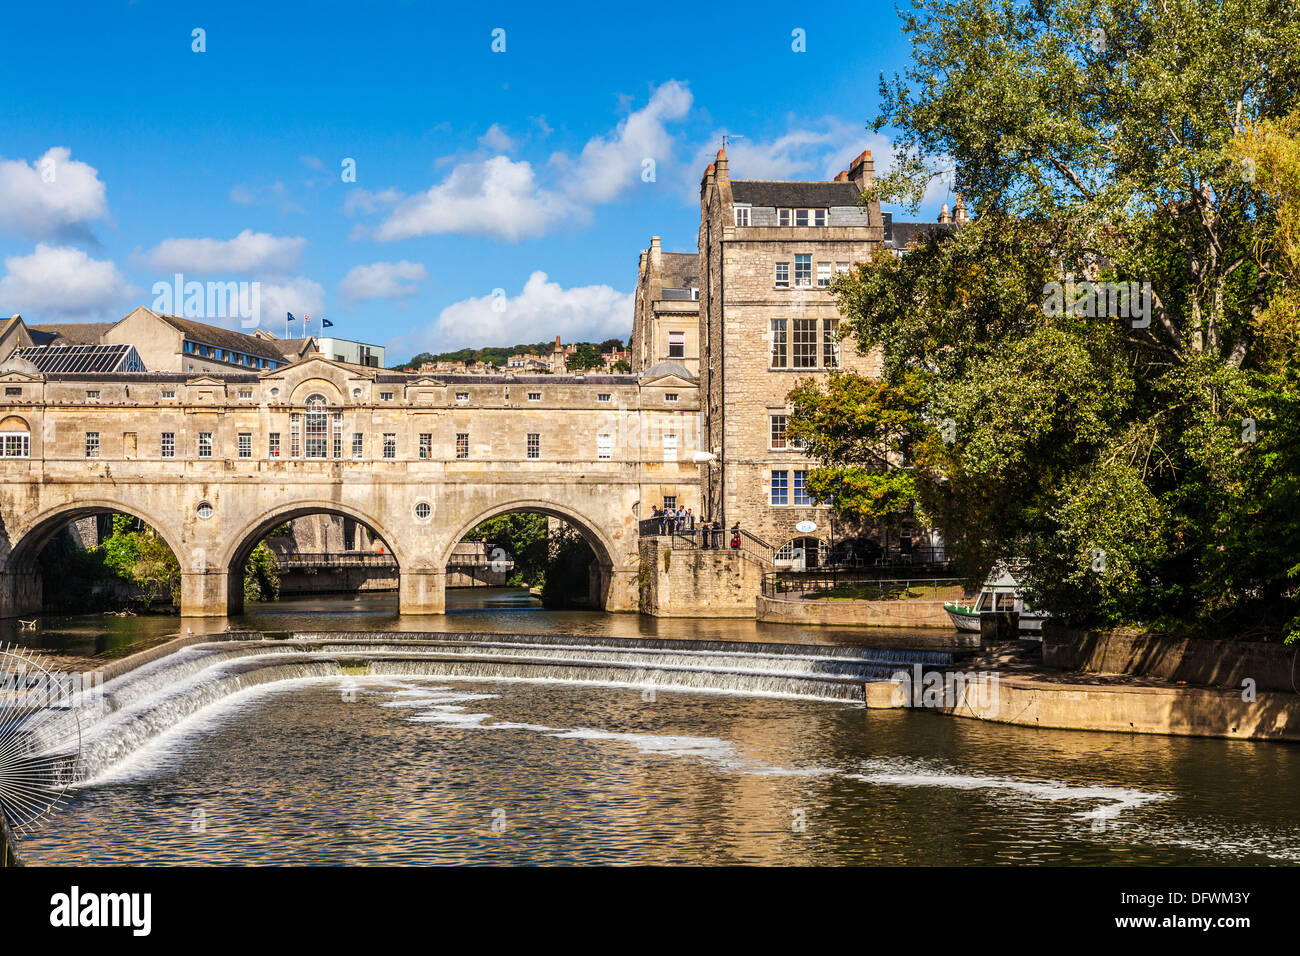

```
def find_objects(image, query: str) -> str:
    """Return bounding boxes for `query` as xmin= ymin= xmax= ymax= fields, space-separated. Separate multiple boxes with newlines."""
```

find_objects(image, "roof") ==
xmin=374 ymin=373 xmax=638 ymax=386
xmin=730 ymin=180 xmax=862 ymax=208
xmin=26 ymin=323 xmax=114 ymax=346
xmin=640 ymin=361 xmax=696 ymax=383
xmin=13 ymin=343 xmax=146 ymax=374
xmin=152 ymin=313 xmax=289 ymax=362
xmin=661 ymin=251 xmax=698 ymax=288
xmin=884 ymin=219 xmax=959 ymax=250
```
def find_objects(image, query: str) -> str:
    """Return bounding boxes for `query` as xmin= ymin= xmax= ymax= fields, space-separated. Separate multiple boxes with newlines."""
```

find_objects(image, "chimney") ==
xmin=833 ymin=170 xmax=849 ymax=182
xmin=938 ymin=203 xmax=953 ymax=224
xmin=848 ymin=150 xmax=875 ymax=191
xmin=649 ymin=235 xmax=662 ymax=273
xmin=953 ymin=194 xmax=969 ymax=224
xmin=714 ymin=148 xmax=729 ymax=184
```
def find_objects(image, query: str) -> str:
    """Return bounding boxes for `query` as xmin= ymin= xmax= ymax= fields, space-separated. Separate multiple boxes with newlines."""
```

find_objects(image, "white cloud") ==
xmin=338 ymin=260 xmax=426 ymax=302
xmin=256 ymin=277 xmax=327 ymax=329
xmin=478 ymin=123 xmax=517 ymax=153
xmin=388 ymin=271 xmax=632 ymax=356
xmin=343 ymin=187 xmax=402 ymax=217
xmin=0 ymin=147 xmax=109 ymax=240
xmin=556 ymin=80 xmax=693 ymax=204
xmin=372 ymin=156 xmax=578 ymax=242
xmin=145 ymin=229 xmax=307 ymax=275
xmin=0 ymin=243 xmax=134 ymax=319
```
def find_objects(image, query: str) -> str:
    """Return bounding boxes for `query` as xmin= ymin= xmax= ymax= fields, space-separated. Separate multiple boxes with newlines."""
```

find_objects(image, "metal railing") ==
xmin=762 ymin=570 xmax=964 ymax=600
xmin=273 ymin=552 xmax=396 ymax=569
xmin=640 ymin=521 xmax=777 ymax=564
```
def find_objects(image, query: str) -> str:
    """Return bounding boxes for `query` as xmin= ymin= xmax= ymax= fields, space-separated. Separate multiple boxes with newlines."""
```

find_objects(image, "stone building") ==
xmin=631 ymin=237 xmax=700 ymax=375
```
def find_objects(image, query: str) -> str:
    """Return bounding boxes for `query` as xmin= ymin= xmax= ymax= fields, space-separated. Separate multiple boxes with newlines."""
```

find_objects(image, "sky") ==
xmin=0 ymin=0 xmax=955 ymax=364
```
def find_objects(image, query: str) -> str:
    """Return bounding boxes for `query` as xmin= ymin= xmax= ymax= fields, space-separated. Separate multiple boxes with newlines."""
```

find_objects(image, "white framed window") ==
xmin=419 ymin=433 xmax=432 ymax=459
xmin=455 ymin=392 xmax=469 ymax=402
xmin=597 ymin=393 xmax=611 ymax=403
xmin=0 ymin=432 xmax=29 ymax=457
xmin=380 ymin=391 xmax=394 ymax=402
xmin=823 ymin=319 xmax=841 ymax=368
xmin=793 ymin=470 xmax=811 ymax=506
xmin=456 ymin=433 xmax=469 ymax=459
xmin=770 ymin=414 xmax=788 ymax=450
xmin=597 ymin=432 xmax=612 ymax=460
xmin=85 ymin=432 xmax=99 ymax=458
xmin=198 ymin=432 xmax=213 ymax=458
xmin=817 ymin=262 xmax=832 ymax=287
xmin=793 ymin=318 xmax=818 ymax=368
xmin=780 ymin=208 xmax=828 ymax=227
xmin=527 ymin=392 xmax=542 ymax=402
xmin=663 ymin=495 xmax=677 ymax=510
xmin=304 ymin=394 xmax=328 ymax=458
xmin=664 ymin=393 xmax=679 ymax=402
xmin=332 ymin=413 xmax=343 ymax=458
xmin=160 ymin=432 xmax=175 ymax=458
xmin=794 ymin=254 xmax=812 ymax=287
xmin=770 ymin=319 xmax=788 ymax=368
xmin=238 ymin=389 xmax=253 ymax=400
xmin=269 ymin=433 xmax=281 ymax=458
xmin=161 ymin=389 xmax=176 ymax=399
xmin=770 ymin=469 xmax=789 ymax=506
xmin=733 ymin=205 xmax=751 ymax=226
xmin=352 ymin=434 xmax=364 ymax=458
xmin=382 ymin=433 xmax=396 ymax=459
xmin=85 ymin=390 xmax=100 ymax=401
xmin=238 ymin=433 xmax=252 ymax=458
xmin=775 ymin=262 xmax=790 ymax=288
xmin=526 ymin=433 xmax=540 ymax=459
xmin=835 ymin=261 xmax=850 ymax=276
xmin=668 ymin=331 xmax=685 ymax=359
xmin=415 ymin=502 xmax=431 ymax=520
xmin=663 ymin=433 xmax=678 ymax=463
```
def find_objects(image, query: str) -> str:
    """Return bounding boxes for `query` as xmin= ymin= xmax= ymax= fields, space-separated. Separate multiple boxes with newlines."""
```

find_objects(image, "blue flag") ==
xmin=322 ymin=318 xmax=334 ymax=328
xmin=287 ymin=312 xmax=297 ymax=322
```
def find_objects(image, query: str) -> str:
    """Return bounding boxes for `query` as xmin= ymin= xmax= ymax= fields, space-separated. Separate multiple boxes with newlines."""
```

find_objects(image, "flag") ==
xmin=322 ymin=318 xmax=334 ymax=328
xmin=286 ymin=312 xmax=297 ymax=322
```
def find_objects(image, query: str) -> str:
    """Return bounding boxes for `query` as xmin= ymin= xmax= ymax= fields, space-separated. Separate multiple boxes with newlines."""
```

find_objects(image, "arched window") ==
xmin=775 ymin=536 xmax=825 ymax=568
xmin=304 ymin=393 xmax=328 ymax=458
xmin=0 ymin=415 xmax=30 ymax=458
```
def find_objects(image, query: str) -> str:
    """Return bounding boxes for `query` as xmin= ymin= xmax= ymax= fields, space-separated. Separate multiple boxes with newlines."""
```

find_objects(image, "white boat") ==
xmin=943 ymin=559 xmax=1049 ymax=636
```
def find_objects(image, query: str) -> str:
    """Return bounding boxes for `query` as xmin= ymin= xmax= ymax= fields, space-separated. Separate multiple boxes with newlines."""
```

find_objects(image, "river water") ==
xmin=10 ymin=589 xmax=1300 ymax=865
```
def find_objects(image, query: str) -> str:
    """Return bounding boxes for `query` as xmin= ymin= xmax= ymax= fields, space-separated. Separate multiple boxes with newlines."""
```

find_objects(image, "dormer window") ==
xmin=778 ymin=208 xmax=828 ymax=227
xmin=733 ymin=205 xmax=751 ymax=226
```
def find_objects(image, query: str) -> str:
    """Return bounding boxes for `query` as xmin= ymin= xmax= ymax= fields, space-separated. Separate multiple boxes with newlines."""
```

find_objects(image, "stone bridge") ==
xmin=0 ymin=355 xmax=701 ymax=617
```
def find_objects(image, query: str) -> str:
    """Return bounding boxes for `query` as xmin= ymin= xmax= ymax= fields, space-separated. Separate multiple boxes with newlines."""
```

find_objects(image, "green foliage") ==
xmin=565 ymin=342 xmax=603 ymax=371
xmin=796 ymin=0 xmax=1300 ymax=637
xmin=465 ymin=513 xmax=549 ymax=587
xmin=243 ymin=542 xmax=281 ymax=603
xmin=612 ymin=359 xmax=631 ymax=373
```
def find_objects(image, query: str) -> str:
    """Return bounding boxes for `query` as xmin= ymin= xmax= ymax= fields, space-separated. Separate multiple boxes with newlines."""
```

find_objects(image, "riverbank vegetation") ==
xmin=789 ymin=0 xmax=1300 ymax=640
xmin=464 ymin=514 xmax=597 ymax=608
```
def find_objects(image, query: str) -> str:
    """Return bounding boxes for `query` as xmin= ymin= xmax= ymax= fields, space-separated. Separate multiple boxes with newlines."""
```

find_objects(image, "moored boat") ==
xmin=943 ymin=559 xmax=1049 ymax=636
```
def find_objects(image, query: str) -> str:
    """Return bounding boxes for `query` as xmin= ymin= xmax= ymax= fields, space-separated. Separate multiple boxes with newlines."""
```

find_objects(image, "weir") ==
xmin=49 ymin=631 xmax=964 ymax=785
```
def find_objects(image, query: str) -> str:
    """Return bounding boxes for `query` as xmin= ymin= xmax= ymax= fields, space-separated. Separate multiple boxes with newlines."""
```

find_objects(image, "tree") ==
xmin=243 ymin=542 xmax=281 ymax=602
xmin=794 ymin=0 xmax=1300 ymax=637
xmin=565 ymin=343 xmax=603 ymax=371
xmin=612 ymin=359 xmax=631 ymax=373
xmin=465 ymin=513 xmax=549 ymax=587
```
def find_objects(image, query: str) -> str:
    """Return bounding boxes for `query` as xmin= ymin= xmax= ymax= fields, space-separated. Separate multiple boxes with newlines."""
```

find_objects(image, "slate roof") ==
xmin=26 ymin=323 xmax=115 ymax=346
xmin=730 ymin=180 xmax=862 ymax=208
xmin=884 ymin=219 xmax=959 ymax=250
xmin=641 ymin=361 xmax=696 ymax=382
xmin=153 ymin=313 xmax=289 ymax=363
xmin=661 ymin=251 xmax=698 ymax=287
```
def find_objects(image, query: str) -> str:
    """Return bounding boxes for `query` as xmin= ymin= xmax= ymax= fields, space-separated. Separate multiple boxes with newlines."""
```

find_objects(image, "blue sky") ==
xmin=0 ymin=0 xmax=953 ymax=363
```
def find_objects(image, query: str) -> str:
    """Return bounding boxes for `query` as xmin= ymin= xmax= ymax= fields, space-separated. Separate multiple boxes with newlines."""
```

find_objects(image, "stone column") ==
xmin=180 ymin=568 xmax=230 ymax=617
xmin=600 ymin=566 xmax=641 ymax=613
xmin=0 ymin=569 xmax=42 ymax=619
xmin=400 ymin=568 xmax=446 ymax=615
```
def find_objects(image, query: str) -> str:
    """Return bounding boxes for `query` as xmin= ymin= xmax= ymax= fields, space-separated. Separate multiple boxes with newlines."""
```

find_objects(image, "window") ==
xmin=770 ymin=414 xmax=788 ymax=450
xmin=664 ymin=393 xmax=679 ymax=403
xmin=269 ymin=433 xmax=281 ymax=458
xmin=817 ymin=262 xmax=832 ymax=287
xmin=380 ymin=391 xmax=394 ymax=402
xmin=527 ymin=392 xmax=542 ymax=402
xmin=835 ymin=261 xmax=850 ymax=276
xmin=238 ymin=389 xmax=253 ymax=400
xmin=415 ymin=502 xmax=431 ymax=520
xmin=770 ymin=319 xmax=788 ymax=368
xmin=85 ymin=390 xmax=100 ymax=401
xmin=5 ymin=387 xmax=21 ymax=397
xmin=419 ymin=433 xmax=432 ymax=459
xmin=770 ymin=469 xmax=789 ymax=506
xmin=197 ymin=501 xmax=213 ymax=520
xmin=527 ymin=433 xmax=540 ymax=459
xmin=383 ymin=433 xmax=396 ymax=459
xmin=775 ymin=262 xmax=790 ymax=288
xmin=0 ymin=432 xmax=29 ymax=457
xmin=823 ymin=319 xmax=840 ymax=368
xmin=793 ymin=319 xmax=818 ymax=368
xmin=733 ymin=205 xmax=751 ymax=226
xmin=663 ymin=433 xmax=678 ymax=463
xmin=161 ymin=432 xmax=175 ymax=458
xmin=779 ymin=208 xmax=828 ymax=227
xmin=597 ymin=432 xmax=612 ymax=460
xmin=663 ymin=495 xmax=677 ymax=510
xmin=290 ymin=414 xmax=301 ymax=457
xmin=198 ymin=432 xmax=213 ymax=458
xmin=456 ymin=433 xmax=469 ymax=459
xmin=161 ymin=389 xmax=176 ymax=399
xmin=238 ymin=433 xmax=252 ymax=458
xmin=352 ymin=434 xmax=364 ymax=458
xmin=794 ymin=254 xmax=812 ymax=287
xmin=793 ymin=470 xmax=811 ymax=506
xmin=304 ymin=394 xmax=328 ymax=458
xmin=668 ymin=331 xmax=685 ymax=358
xmin=455 ymin=392 xmax=469 ymax=402
xmin=332 ymin=413 xmax=343 ymax=459
xmin=597 ymin=393 xmax=611 ymax=403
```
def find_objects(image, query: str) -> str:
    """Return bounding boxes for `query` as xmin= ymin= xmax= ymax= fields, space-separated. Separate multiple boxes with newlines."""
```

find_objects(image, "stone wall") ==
xmin=1044 ymin=628 xmax=1300 ymax=693
xmin=756 ymin=594 xmax=952 ymax=628
xmin=637 ymin=537 xmax=763 ymax=618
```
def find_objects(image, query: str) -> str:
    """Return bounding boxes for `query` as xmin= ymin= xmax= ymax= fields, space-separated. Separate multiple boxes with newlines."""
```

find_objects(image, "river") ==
xmin=8 ymin=589 xmax=1300 ymax=865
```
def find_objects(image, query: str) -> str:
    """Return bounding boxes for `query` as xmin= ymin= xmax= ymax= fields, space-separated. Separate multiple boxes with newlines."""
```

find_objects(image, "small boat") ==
xmin=944 ymin=559 xmax=1049 ymax=636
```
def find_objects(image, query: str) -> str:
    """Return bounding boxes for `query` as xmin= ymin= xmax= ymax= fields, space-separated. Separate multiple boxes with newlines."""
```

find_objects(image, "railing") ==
xmin=639 ymin=520 xmax=777 ymax=565
xmin=762 ymin=570 xmax=964 ymax=600
xmin=273 ymin=552 xmax=396 ymax=569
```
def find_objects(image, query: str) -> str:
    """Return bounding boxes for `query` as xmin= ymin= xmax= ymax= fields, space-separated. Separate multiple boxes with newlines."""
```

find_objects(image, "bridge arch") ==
xmin=437 ymin=498 xmax=619 ymax=573
xmin=220 ymin=499 xmax=408 ymax=615
xmin=1 ymin=498 xmax=188 ymax=618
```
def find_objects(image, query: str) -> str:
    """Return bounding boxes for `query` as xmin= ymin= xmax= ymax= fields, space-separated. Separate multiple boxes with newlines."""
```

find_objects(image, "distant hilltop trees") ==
xmin=392 ymin=338 xmax=630 ymax=373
